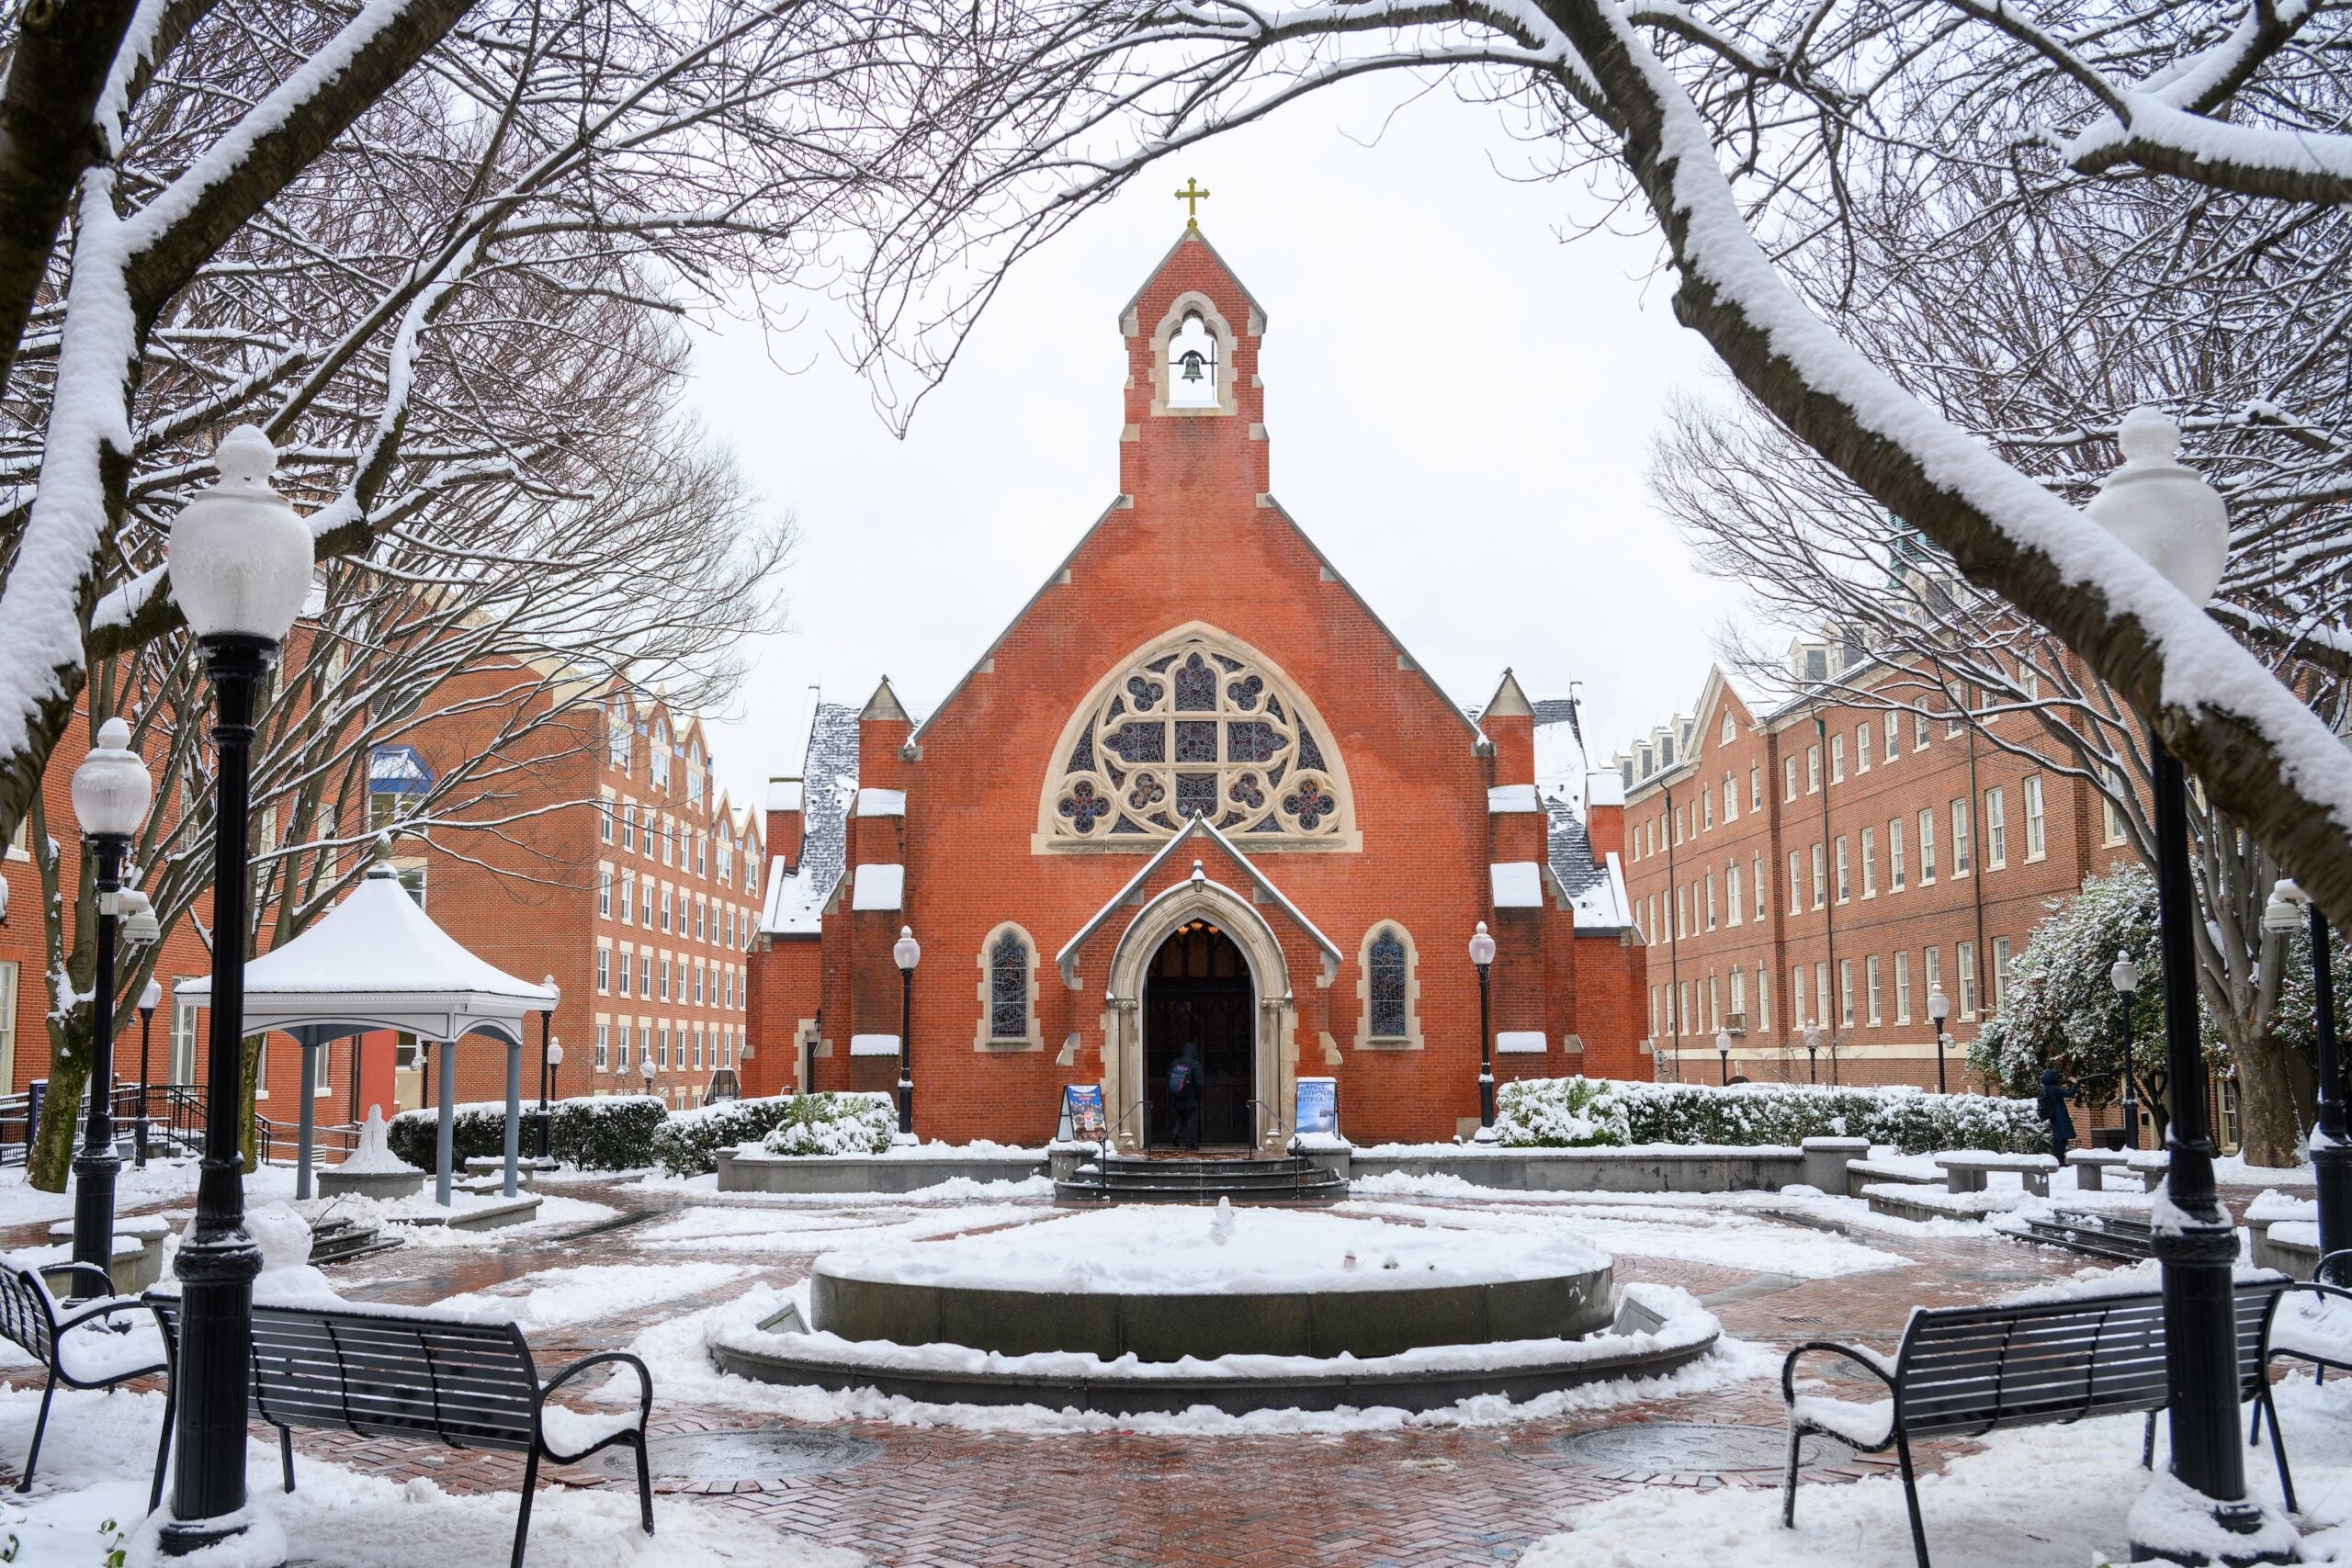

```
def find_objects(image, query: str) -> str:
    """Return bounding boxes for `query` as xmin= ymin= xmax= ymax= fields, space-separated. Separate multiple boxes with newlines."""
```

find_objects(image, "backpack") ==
xmin=1168 ymin=1058 xmax=1198 ymax=1098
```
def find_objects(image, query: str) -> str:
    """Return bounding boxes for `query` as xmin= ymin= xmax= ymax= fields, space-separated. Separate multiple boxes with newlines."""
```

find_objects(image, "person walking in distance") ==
xmin=2038 ymin=1066 xmax=2078 ymax=1168
xmin=1169 ymin=1043 xmax=1204 ymax=1152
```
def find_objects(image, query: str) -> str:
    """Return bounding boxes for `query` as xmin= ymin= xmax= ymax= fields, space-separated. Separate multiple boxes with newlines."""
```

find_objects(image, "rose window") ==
xmin=1049 ymin=639 xmax=1343 ymax=842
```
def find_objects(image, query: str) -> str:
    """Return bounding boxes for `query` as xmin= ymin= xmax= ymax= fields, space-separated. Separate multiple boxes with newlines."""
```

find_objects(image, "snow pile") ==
xmin=336 ymin=1107 xmax=421 ymax=1175
xmin=433 ymin=1261 xmax=748 ymax=1331
xmin=2243 ymin=1189 xmax=2318 ymax=1224
xmin=812 ymin=1205 xmax=1608 ymax=1295
xmin=1493 ymin=1076 xmax=2043 ymax=1154
xmin=1340 ymin=1199 xmax=1908 ymax=1280
xmin=762 ymin=1092 xmax=896 ymax=1157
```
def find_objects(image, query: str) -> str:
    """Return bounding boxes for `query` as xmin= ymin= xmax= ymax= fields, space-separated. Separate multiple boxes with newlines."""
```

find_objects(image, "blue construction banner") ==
xmin=1294 ymin=1077 xmax=1337 ymax=1138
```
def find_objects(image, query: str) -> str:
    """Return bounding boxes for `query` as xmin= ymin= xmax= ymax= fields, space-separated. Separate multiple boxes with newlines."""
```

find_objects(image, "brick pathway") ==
xmin=6 ymin=1180 xmax=2109 ymax=1566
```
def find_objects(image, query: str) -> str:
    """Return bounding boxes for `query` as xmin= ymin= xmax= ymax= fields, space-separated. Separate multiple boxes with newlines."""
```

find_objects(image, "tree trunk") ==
xmin=2232 ymin=1031 xmax=2307 ymax=1168
xmin=239 ymin=1035 xmax=263 ymax=1173
xmin=27 ymin=1012 xmax=89 ymax=1193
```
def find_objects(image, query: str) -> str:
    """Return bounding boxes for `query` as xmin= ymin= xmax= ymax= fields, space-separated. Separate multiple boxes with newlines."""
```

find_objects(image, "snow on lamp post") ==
xmin=2267 ymin=881 xmax=2345 ymax=1282
xmin=1927 ymin=986 xmax=1951 ymax=1095
xmin=1714 ymin=1029 xmax=1731 ymax=1087
xmin=136 ymin=977 xmax=163 ymax=1168
xmin=68 ymin=716 xmax=152 ymax=1288
xmin=894 ymin=926 xmax=921 ymax=1137
xmin=160 ymin=423 xmax=313 ymax=1555
xmin=1803 ymin=1023 xmax=1821 ymax=1086
xmin=2087 ymin=408 xmax=2276 ymax=1559
xmin=2110 ymin=953 xmax=2143 ymax=1153
xmin=1469 ymin=922 xmax=1497 ymax=1128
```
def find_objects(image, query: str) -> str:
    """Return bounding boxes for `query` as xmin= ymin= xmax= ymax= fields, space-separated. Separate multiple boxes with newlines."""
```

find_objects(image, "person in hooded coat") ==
xmin=1169 ymin=1042 xmax=1204 ymax=1151
xmin=2037 ymin=1067 xmax=2078 ymax=1168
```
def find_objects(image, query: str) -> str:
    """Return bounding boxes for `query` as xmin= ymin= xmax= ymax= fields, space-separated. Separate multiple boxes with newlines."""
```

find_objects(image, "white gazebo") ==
xmin=178 ymin=844 xmax=558 ymax=1205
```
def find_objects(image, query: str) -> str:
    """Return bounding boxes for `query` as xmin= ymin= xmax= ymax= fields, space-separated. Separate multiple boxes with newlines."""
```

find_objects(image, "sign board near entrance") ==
xmin=1294 ymin=1077 xmax=1337 ymax=1139
xmin=1060 ymin=1084 xmax=1107 ymax=1144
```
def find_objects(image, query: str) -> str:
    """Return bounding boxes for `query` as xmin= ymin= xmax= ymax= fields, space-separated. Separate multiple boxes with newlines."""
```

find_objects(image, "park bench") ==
xmin=2251 ymin=1250 xmax=2352 ymax=1514
xmin=146 ymin=1291 xmax=654 ymax=1568
xmin=2065 ymin=1149 xmax=2153 ymax=1193
xmin=0 ymin=1259 xmax=166 ymax=1492
xmin=1781 ymin=1275 xmax=2289 ymax=1568
xmin=1934 ymin=1151 xmax=2056 ymax=1197
xmin=1843 ymin=1158 xmax=1940 ymax=1201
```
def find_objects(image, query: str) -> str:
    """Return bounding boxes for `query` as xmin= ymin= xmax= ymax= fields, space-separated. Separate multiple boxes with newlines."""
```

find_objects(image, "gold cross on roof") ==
xmin=1175 ymin=177 xmax=1210 ymax=230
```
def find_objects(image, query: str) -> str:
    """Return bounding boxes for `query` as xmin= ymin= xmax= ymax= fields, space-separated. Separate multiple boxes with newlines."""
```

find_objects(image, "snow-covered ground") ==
xmin=1522 ymin=1374 xmax=2352 ymax=1566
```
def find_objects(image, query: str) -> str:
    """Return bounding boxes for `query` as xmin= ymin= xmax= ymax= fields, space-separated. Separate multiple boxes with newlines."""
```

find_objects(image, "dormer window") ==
xmin=1168 ymin=310 xmax=1218 ymax=409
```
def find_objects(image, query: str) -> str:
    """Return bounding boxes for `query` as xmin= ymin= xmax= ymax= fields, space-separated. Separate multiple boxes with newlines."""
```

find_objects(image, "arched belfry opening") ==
xmin=1167 ymin=310 xmax=1219 ymax=410
xmin=1143 ymin=920 xmax=1254 ymax=1147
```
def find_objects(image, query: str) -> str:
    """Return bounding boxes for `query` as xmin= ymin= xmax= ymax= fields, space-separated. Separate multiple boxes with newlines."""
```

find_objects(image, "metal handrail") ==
xmin=1245 ymin=1097 xmax=1286 ymax=1150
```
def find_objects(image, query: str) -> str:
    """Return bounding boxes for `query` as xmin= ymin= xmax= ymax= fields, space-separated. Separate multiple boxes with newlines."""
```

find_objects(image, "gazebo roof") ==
xmin=177 ymin=851 xmax=556 ymax=1045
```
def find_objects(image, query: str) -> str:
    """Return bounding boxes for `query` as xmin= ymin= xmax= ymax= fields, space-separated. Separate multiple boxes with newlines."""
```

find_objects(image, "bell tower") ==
xmin=1115 ymin=212 xmax=1271 ymax=502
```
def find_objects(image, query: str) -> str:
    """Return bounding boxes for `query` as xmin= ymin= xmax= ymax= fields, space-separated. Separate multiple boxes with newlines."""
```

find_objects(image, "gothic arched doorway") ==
xmin=1144 ymin=920 xmax=1255 ymax=1148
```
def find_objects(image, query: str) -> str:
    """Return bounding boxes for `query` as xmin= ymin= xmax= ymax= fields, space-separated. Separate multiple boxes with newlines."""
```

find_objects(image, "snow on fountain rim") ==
xmin=811 ymin=1204 xmax=1609 ymax=1295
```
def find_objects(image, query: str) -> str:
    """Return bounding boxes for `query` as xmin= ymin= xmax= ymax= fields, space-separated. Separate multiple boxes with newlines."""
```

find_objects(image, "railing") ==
xmin=1246 ymin=1097 xmax=1287 ymax=1150
xmin=0 ymin=1084 xmax=359 ymax=1168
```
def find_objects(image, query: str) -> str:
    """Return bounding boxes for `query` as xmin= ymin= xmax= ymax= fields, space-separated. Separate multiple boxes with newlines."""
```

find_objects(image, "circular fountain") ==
xmin=710 ymin=1203 xmax=1719 ymax=1414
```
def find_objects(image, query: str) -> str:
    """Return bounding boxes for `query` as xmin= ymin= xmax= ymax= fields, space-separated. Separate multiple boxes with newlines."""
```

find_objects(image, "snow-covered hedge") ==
xmin=761 ymin=1092 xmax=896 ymax=1156
xmin=651 ymin=1095 xmax=801 ymax=1177
xmin=1493 ymin=1077 xmax=2044 ymax=1154
xmin=388 ymin=1094 xmax=668 ymax=1171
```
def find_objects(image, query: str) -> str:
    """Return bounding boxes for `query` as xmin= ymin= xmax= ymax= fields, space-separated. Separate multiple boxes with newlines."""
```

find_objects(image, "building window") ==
xmin=1787 ymin=852 xmax=1802 ymax=915
xmin=1957 ymin=941 xmax=1978 ymax=1017
xmin=1854 ymin=724 xmax=1870 ymax=773
xmin=1723 ymin=774 xmax=1736 ymax=824
xmin=1726 ymin=862 xmax=1743 ymax=927
xmin=1992 ymin=936 xmax=2013 ymax=1010
xmin=2023 ymin=775 xmax=2046 ymax=860
xmin=1830 ymin=735 xmax=1845 ymax=783
xmin=1915 ymin=710 xmax=1930 ymax=750
xmin=1702 ymin=791 xmax=1713 ymax=830
xmin=616 ymin=1024 xmax=630 ymax=1071
xmin=1705 ymin=873 xmax=1717 ymax=930
xmin=1791 ymin=965 xmax=1807 ymax=1027
xmin=1815 ymin=961 xmax=1831 ymax=1031
xmin=311 ymin=1041 xmax=333 ymax=1097
xmin=1784 ymin=758 xmax=1798 ymax=801
xmin=600 ymin=798 xmax=614 ymax=844
xmin=1756 ymin=964 xmax=1770 ymax=1031
xmin=1753 ymin=855 xmax=1766 ymax=920
xmin=618 ymin=950 xmax=633 ymax=994
xmin=650 ymin=719 xmax=672 ymax=790
xmin=1984 ymin=787 xmax=2007 ymax=868
xmin=1889 ymin=819 xmax=1905 ymax=890
xmin=1749 ymin=764 xmax=1761 ymax=809
xmin=1866 ymin=955 xmax=1883 ymax=1024
xmin=658 ymin=1028 xmax=671 ymax=1068
xmin=660 ymin=957 xmax=671 ymax=1001
xmin=2103 ymin=770 xmax=2130 ymax=845
xmin=1894 ymin=950 xmax=1912 ymax=1022
xmin=1677 ymin=885 xmax=1689 ymax=938
xmin=1045 ymin=632 xmax=1350 ymax=845
xmin=639 ymin=954 xmax=651 ymax=998
xmin=1918 ymin=809 xmax=1937 ymax=882
xmin=1729 ymin=967 xmax=1746 ymax=1022
xmin=622 ymin=804 xmax=636 ymax=852
xmin=1839 ymin=959 xmax=1855 ymax=1027
xmin=596 ymin=948 xmax=610 ymax=992
xmin=598 ymin=872 xmax=612 ymax=919
xmin=607 ymin=701 xmax=631 ymax=771
xmin=619 ymin=875 xmax=635 ymax=925
xmin=1951 ymin=798 xmax=1973 ymax=874
xmin=1925 ymin=946 xmax=1941 ymax=1019
xmin=1807 ymin=745 xmax=1821 ymax=792
xmin=596 ymin=1022 xmax=609 ymax=1069
xmin=695 ymin=963 xmax=706 ymax=1005
xmin=1722 ymin=712 xmax=1736 ymax=744
xmin=1835 ymin=836 xmax=1849 ymax=902
xmin=1368 ymin=928 xmax=1408 ymax=1039
xmin=1884 ymin=711 xmax=1900 ymax=762
xmin=640 ymin=882 xmax=652 ymax=926
xmin=1860 ymin=827 xmax=1877 ymax=897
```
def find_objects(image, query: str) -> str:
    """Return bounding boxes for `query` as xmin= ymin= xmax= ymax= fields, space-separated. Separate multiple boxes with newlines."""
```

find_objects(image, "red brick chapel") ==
xmin=743 ymin=223 xmax=1646 ymax=1148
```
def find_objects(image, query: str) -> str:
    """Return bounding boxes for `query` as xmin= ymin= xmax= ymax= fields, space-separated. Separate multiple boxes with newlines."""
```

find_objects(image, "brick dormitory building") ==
xmin=741 ymin=223 xmax=1647 ymax=1150
xmin=1613 ymin=646 xmax=2169 ymax=1131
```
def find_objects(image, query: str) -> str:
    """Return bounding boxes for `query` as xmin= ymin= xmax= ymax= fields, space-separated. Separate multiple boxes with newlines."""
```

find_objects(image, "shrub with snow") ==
xmin=650 ymin=1095 xmax=802 ymax=1177
xmin=389 ymin=1094 xmax=667 ymax=1170
xmin=761 ymin=1092 xmax=895 ymax=1156
xmin=1494 ymin=1076 xmax=2044 ymax=1154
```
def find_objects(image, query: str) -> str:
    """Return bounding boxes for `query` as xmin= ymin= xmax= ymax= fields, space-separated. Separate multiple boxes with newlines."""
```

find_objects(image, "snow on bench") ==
xmin=1934 ymin=1152 xmax=2057 ymax=1196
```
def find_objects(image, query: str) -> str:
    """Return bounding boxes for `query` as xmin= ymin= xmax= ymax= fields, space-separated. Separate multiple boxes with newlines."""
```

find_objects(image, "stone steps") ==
xmin=1056 ymin=1154 xmax=1346 ymax=1205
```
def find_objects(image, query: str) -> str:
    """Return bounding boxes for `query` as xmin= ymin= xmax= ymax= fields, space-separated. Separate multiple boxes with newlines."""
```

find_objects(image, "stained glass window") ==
xmin=1369 ymin=929 xmax=1408 ymax=1038
xmin=990 ymin=931 xmax=1029 ymax=1039
xmin=1047 ymin=634 xmax=1345 ymax=844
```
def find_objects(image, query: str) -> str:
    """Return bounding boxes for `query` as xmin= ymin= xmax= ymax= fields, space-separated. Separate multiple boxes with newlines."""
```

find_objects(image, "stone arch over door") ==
xmin=1100 ymin=874 xmax=1295 ymax=1155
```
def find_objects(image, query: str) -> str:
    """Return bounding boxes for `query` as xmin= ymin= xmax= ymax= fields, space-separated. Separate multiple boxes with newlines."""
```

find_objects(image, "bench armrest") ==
xmin=537 ymin=1351 xmax=653 ymax=1463
xmin=54 ymin=1290 xmax=151 ymax=1338
xmin=41 ymin=1263 xmax=119 ymax=1303
xmin=1781 ymin=1340 xmax=1898 ymax=1407
xmin=2319 ymin=1249 xmax=2351 ymax=1289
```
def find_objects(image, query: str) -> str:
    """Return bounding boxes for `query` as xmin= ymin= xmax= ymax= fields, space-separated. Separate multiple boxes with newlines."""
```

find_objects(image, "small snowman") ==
xmin=1208 ymin=1195 xmax=1237 ymax=1247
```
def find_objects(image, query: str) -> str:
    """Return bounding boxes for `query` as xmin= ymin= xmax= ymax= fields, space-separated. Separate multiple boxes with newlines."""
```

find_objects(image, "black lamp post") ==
xmin=2110 ymin=953 xmax=2142 ymax=1153
xmin=2088 ymin=408 xmax=2281 ymax=1559
xmin=1928 ymin=986 xmax=1951 ymax=1095
xmin=69 ymin=718 xmax=152 ymax=1285
xmin=136 ymin=978 xmax=162 ymax=1168
xmin=160 ymin=423 xmax=312 ymax=1555
xmin=1469 ymin=921 xmax=1497 ymax=1128
xmin=893 ymin=925 xmax=920 ymax=1136
xmin=1804 ymin=1024 xmax=1820 ymax=1086
xmin=537 ymin=976 xmax=559 ymax=1161
xmin=2267 ymin=880 xmax=2346 ymax=1282
xmin=1714 ymin=1029 xmax=1731 ymax=1086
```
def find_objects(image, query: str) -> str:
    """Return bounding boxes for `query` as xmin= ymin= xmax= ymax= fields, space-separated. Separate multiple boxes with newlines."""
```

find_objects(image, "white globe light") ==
xmin=547 ymin=1041 xmax=564 ymax=1066
xmin=72 ymin=716 xmax=153 ymax=839
xmin=893 ymin=925 xmax=921 ymax=971
xmin=1468 ymin=921 xmax=1497 ymax=967
xmin=2084 ymin=408 xmax=2231 ymax=608
xmin=140 ymin=978 xmax=164 ymax=1012
xmin=167 ymin=424 xmax=313 ymax=642
xmin=1928 ymin=986 xmax=1950 ymax=1025
xmin=2110 ymin=951 xmax=2144 ymax=991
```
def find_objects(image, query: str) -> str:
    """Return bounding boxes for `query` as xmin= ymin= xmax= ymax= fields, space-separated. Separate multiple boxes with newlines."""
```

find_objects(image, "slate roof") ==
xmin=1546 ymin=795 xmax=1633 ymax=931
xmin=759 ymin=702 xmax=862 ymax=936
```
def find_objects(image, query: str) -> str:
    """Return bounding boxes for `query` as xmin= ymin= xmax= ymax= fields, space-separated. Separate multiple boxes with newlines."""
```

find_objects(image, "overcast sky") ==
xmin=684 ymin=77 xmax=1751 ymax=813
